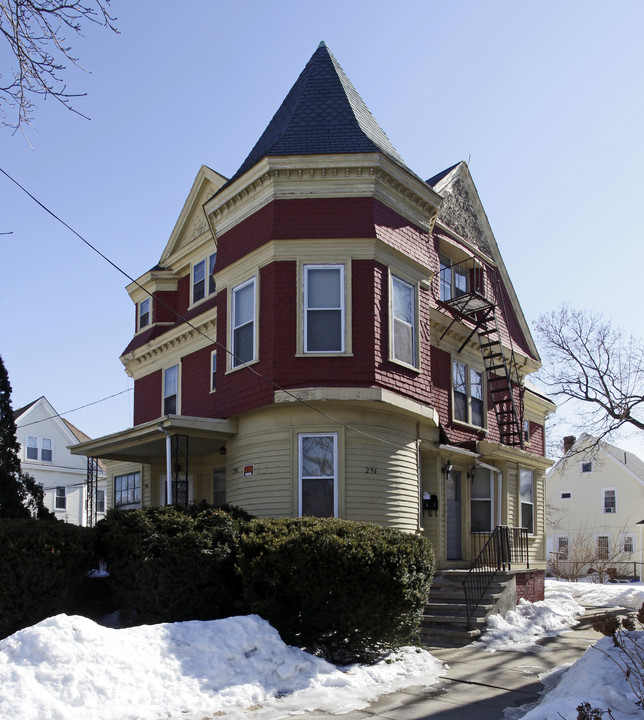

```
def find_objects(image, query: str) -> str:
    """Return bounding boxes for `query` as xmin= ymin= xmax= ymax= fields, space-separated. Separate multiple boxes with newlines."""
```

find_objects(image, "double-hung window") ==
xmin=391 ymin=275 xmax=417 ymax=367
xmin=470 ymin=468 xmax=493 ymax=532
xmin=298 ymin=433 xmax=338 ymax=518
xmin=26 ymin=436 xmax=53 ymax=462
xmin=96 ymin=489 xmax=106 ymax=514
xmin=597 ymin=535 xmax=609 ymax=560
xmin=453 ymin=361 xmax=484 ymax=427
xmin=232 ymin=278 xmax=256 ymax=367
xmin=603 ymin=488 xmax=616 ymax=514
xmin=55 ymin=486 xmax=66 ymax=510
xmin=115 ymin=472 xmax=141 ymax=510
xmin=520 ymin=468 xmax=535 ymax=534
xmin=163 ymin=365 xmax=179 ymax=415
xmin=557 ymin=536 xmax=569 ymax=560
xmin=440 ymin=255 xmax=467 ymax=301
xmin=192 ymin=252 xmax=217 ymax=304
xmin=139 ymin=298 xmax=151 ymax=330
xmin=210 ymin=351 xmax=217 ymax=392
xmin=304 ymin=265 xmax=344 ymax=353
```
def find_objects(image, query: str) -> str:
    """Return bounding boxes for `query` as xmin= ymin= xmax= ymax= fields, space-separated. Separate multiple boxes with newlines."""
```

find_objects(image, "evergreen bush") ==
xmin=237 ymin=517 xmax=435 ymax=663
xmin=0 ymin=519 xmax=95 ymax=639
xmin=96 ymin=505 xmax=246 ymax=625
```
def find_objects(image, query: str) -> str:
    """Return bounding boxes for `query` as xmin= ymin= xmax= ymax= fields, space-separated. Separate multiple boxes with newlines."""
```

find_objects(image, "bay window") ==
xmin=391 ymin=275 xmax=417 ymax=367
xmin=231 ymin=278 xmax=256 ymax=367
xmin=298 ymin=433 xmax=338 ymax=518
xmin=304 ymin=265 xmax=344 ymax=353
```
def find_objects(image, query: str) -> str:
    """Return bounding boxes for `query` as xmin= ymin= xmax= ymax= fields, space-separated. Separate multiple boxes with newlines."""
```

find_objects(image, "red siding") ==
xmin=154 ymin=290 xmax=177 ymax=323
xmin=134 ymin=369 xmax=162 ymax=425
xmin=180 ymin=345 xmax=218 ymax=417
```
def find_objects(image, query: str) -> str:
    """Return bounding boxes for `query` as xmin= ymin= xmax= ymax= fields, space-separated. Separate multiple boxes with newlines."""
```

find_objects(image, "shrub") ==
xmin=0 ymin=519 xmax=95 ymax=639
xmin=237 ymin=517 xmax=435 ymax=664
xmin=96 ymin=505 xmax=247 ymax=625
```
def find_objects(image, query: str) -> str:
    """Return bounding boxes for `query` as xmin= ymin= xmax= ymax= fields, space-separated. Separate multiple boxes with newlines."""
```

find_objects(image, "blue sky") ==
xmin=1 ymin=0 xmax=643 ymax=455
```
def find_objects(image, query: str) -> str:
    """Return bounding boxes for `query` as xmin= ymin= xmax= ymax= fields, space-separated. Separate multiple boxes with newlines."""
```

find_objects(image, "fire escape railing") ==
xmin=463 ymin=525 xmax=529 ymax=629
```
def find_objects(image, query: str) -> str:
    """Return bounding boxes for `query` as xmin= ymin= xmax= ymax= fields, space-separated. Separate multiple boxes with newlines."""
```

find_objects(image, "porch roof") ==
xmin=68 ymin=415 xmax=238 ymax=463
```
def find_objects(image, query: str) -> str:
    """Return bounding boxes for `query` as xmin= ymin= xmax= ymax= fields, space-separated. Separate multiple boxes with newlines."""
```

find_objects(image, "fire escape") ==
xmin=439 ymin=257 xmax=524 ymax=449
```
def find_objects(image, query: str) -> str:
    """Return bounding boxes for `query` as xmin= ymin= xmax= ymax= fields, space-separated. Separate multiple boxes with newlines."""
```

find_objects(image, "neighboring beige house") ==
xmin=14 ymin=397 xmax=107 ymax=525
xmin=546 ymin=434 xmax=644 ymax=578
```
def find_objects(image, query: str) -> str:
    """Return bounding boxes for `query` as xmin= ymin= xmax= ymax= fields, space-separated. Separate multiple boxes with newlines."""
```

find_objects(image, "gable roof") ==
xmin=223 ymin=42 xmax=407 ymax=189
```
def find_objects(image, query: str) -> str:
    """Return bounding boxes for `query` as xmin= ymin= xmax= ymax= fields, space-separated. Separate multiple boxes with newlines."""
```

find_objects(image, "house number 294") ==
xmin=365 ymin=466 xmax=378 ymax=474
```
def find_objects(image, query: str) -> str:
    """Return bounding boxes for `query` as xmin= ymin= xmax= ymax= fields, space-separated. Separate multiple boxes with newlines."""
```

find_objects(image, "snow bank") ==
xmin=547 ymin=578 xmax=644 ymax=610
xmin=0 ymin=614 xmax=443 ymax=720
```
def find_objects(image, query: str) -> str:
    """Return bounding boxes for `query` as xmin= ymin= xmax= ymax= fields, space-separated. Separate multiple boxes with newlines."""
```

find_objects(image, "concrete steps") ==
xmin=420 ymin=570 xmax=512 ymax=646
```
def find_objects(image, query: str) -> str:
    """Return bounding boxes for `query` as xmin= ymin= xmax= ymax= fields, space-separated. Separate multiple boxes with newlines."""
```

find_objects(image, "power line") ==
xmin=1 ymin=166 xmax=420 ymax=452
xmin=17 ymin=388 xmax=133 ymax=429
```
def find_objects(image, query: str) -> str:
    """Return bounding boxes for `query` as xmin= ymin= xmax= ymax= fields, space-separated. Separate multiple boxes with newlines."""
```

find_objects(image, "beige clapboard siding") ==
xmin=226 ymin=426 xmax=293 ymax=517
xmin=506 ymin=462 xmax=518 ymax=526
xmin=345 ymin=428 xmax=419 ymax=531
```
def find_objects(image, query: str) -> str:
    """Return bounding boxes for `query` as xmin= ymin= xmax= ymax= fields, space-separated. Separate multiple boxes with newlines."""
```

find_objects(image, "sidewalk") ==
xmin=299 ymin=607 xmax=611 ymax=720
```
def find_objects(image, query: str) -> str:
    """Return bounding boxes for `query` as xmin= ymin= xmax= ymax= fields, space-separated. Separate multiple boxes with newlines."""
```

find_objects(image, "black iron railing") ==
xmin=463 ymin=525 xmax=529 ymax=629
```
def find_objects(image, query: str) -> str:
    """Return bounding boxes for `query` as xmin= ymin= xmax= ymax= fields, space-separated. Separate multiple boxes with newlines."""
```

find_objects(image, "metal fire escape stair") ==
xmin=439 ymin=262 xmax=524 ymax=449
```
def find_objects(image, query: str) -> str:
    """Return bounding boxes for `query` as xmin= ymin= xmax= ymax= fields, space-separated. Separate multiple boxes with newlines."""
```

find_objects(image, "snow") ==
xmin=0 ymin=579 xmax=642 ymax=720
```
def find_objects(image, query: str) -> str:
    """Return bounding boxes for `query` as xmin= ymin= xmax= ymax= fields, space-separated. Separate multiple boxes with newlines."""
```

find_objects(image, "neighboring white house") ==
xmin=546 ymin=433 xmax=644 ymax=579
xmin=14 ymin=397 xmax=107 ymax=525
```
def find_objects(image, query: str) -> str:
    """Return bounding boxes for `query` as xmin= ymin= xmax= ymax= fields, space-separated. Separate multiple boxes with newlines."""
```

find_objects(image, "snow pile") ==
xmin=0 ymin=614 xmax=443 ymax=720
xmin=548 ymin=578 xmax=644 ymax=610
xmin=477 ymin=591 xmax=585 ymax=652
xmin=518 ymin=633 xmax=643 ymax=720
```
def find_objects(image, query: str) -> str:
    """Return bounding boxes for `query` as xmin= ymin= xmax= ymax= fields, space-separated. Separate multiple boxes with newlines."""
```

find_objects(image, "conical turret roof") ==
xmin=227 ymin=42 xmax=406 ymax=186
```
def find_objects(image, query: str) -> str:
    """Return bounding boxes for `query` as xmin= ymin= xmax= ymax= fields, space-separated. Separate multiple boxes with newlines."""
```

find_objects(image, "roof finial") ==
xmin=318 ymin=40 xmax=327 ymax=49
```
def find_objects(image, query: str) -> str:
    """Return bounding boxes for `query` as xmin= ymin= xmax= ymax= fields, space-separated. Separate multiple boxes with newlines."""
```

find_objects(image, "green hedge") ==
xmin=0 ymin=519 xmax=95 ymax=639
xmin=237 ymin=517 xmax=435 ymax=663
xmin=96 ymin=505 xmax=246 ymax=625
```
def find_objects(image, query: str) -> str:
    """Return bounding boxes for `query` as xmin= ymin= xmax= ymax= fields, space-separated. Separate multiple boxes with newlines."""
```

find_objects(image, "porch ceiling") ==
xmin=68 ymin=415 xmax=238 ymax=462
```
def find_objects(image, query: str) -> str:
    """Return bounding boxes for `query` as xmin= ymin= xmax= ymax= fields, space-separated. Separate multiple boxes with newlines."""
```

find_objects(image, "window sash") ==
xmin=41 ymin=438 xmax=52 ymax=462
xmin=623 ymin=535 xmax=634 ymax=554
xmin=557 ymin=536 xmax=569 ymax=560
xmin=96 ymin=489 xmax=105 ymax=514
xmin=193 ymin=260 xmax=206 ymax=303
xmin=392 ymin=276 xmax=416 ymax=366
xmin=597 ymin=535 xmax=609 ymax=560
xmin=208 ymin=253 xmax=217 ymax=295
xmin=453 ymin=361 xmax=484 ymax=427
xmin=520 ymin=469 xmax=534 ymax=534
xmin=163 ymin=365 xmax=178 ymax=415
xmin=470 ymin=469 xmax=493 ymax=532
xmin=298 ymin=433 xmax=338 ymax=518
xmin=211 ymin=352 xmax=217 ymax=392
xmin=139 ymin=298 xmax=150 ymax=329
xmin=304 ymin=266 xmax=344 ymax=353
xmin=603 ymin=489 xmax=616 ymax=513
xmin=232 ymin=279 xmax=256 ymax=367
xmin=115 ymin=472 xmax=141 ymax=507
xmin=26 ymin=435 xmax=38 ymax=460
xmin=55 ymin=486 xmax=66 ymax=510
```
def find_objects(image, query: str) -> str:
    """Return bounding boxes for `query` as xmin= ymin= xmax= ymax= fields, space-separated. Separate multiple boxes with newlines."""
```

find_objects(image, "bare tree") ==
xmin=0 ymin=0 xmax=118 ymax=131
xmin=535 ymin=305 xmax=644 ymax=445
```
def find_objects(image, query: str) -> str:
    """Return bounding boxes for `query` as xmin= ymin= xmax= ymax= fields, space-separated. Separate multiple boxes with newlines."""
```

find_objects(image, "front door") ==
xmin=446 ymin=470 xmax=462 ymax=560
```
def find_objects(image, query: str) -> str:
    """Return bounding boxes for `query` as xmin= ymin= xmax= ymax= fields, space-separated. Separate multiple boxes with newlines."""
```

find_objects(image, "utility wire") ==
xmin=1 ymin=166 xmax=420 ymax=452
xmin=17 ymin=388 xmax=133 ymax=429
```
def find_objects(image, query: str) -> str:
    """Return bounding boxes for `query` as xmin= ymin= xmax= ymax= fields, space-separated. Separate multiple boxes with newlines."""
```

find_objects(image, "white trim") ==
xmin=230 ymin=276 xmax=257 ymax=369
xmin=303 ymin=264 xmax=345 ymax=354
xmin=298 ymin=432 xmax=338 ymax=518
xmin=163 ymin=364 xmax=180 ymax=416
xmin=390 ymin=273 xmax=419 ymax=370
xmin=602 ymin=487 xmax=617 ymax=514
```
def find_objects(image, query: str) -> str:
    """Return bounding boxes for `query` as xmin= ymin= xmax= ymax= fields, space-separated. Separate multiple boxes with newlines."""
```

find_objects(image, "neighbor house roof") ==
xmin=222 ymin=42 xmax=407 ymax=190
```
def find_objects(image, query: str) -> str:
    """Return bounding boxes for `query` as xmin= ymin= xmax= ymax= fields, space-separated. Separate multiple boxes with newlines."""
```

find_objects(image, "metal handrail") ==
xmin=463 ymin=525 xmax=529 ymax=629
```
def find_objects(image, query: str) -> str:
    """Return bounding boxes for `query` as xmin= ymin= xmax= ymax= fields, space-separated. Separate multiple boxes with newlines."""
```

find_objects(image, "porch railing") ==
xmin=463 ymin=525 xmax=529 ymax=630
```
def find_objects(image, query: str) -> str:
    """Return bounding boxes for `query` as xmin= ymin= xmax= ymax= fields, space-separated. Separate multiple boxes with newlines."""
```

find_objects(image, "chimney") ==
xmin=563 ymin=436 xmax=576 ymax=454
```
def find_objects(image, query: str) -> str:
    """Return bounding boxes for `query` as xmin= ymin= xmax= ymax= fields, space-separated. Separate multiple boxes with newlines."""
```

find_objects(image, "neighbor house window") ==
xmin=557 ymin=535 xmax=569 ymax=560
xmin=139 ymin=298 xmax=150 ymax=329
xmin=26 ymin=436 xmax=53 ymax=462
xmin=163 ymin=365 xmax=179 ymax=415
xmin=453 ymin=361 xmax=485 ymax=427
xmin=210 ymin=351 xmax=217 ymax=392
xmin=304 ymin=265 xmax=344 ymax=353
xmin=470 ymin=468 xmax=493 ymax=532
xmin=231 ymin=277 xmax=256 ymax=367
xmin=560 ymin=491 xmax=572 ymax=500
xmin=597 ymin=535 xmax=609 ymax=560
xmin=603 ymin=488 xmax=616 ymax=514
xmin=391 ymin=275 xmax=417 ymax=367
xmin=114 ymin=472 xmax=141 ymax=510
xmin=581 ymin=461 xmax=593 ymax=473
xmin=55 ymin=486 xmax=66 ymax=510
xmin=520 ymin=468 xmax=535 ymax=534
xmin=623 ymin=534 xmax=635 ymax=554
xmin=298 ymin=433 xmax=338 ymax=518
xmin=96 ymin=489 xmax=105 ymax=514
xmin=440 ymin=255 xmax=467 ymax=301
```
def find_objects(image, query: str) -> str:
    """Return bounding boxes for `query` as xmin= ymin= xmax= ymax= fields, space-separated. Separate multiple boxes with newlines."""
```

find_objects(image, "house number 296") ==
xmin=365 ymin=466 xmax=378 ymax=474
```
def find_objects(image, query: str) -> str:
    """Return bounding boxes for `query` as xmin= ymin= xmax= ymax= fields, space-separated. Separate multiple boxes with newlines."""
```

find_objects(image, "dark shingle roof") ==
xmin=426 ymin=162 xmax=462 ymax=188
xmin=225 ymin=42 xmax=406 ymax=188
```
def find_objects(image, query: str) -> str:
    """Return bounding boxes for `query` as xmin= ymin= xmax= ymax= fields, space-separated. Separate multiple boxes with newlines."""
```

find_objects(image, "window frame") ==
xmin=519 ymin=468 xmax=535 ymax=535
xmin=556 ymin=535 xmax=569 ymax=561
xmin=602 ymin=487 xmax=617 ymax=514
xmin=303 ymin=264 xmax=345 ymax=354
xmin=210 ymin=350 xmax=217 ymax=393
xmin=230 ymin=277 xmax=257 ymax=369
xmin=470 ymin=467 xmax=494 ymax=533
xmin=55 ymin=486 xmax=66 ymax=510
xmin=96 ymin=489 xmax=106 ymax=514
xmin=26 ymin=435 xmax=53 ymax=463
xmin=581 ymin=461 xmax=593 ymax=473
xmin=138 ymin=297 xmax=151 ymax=330
xmin=191 ymin=252 xmax=217 ymax=306
xmin=298 ymin=432 xmax=339 ymax=518
xmin=596 ymin=534 xmax=609 ymax=561
xmin=560 ymin=490 xmax=572 ymax=500
xmin=390 ymin=273 xmax=419 ymax=369
xmin=163 ymin=364 xmax=179 ymax=415
xmin=439 ymin=254 xmax=468 ymax=301
xmin=114 ymin=472 xmax=141 ymax=510
xmin=452 ymin=359 xmax=486 ymax=428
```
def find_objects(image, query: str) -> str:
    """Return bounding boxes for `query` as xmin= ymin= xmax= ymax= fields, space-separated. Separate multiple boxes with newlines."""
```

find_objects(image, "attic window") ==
xmin=581 ymin=461 xmax=593 ymax=473
xmin=561 ymin=491 xmax=572 ymax=499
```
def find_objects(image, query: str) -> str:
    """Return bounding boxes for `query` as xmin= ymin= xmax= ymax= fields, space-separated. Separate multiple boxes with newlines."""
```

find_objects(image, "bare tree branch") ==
xmin=0 ymin=0 xmax=118 ymax=130
xmin=535 ymin=305 xmax=644 ymax=444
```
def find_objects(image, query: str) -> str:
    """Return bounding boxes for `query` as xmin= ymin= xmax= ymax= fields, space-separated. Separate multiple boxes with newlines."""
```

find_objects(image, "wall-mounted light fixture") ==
xmin=219 ymin=446 xmax=227 ymax=456
xmin=442 ymin=460 xmax=453 ymax=475
xmin=468 ymin=464 xmax=477 ymax=482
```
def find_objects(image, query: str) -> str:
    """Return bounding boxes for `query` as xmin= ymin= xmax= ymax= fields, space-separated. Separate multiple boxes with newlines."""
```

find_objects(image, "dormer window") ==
xmin=139 ymin=298 xmax=151 ymax=330
xmin=193 ymin=252 xmax=217 ymax=304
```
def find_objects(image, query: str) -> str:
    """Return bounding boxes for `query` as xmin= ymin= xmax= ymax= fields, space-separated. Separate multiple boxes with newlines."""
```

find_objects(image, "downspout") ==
xmin=417 ymin=422 xmax=422 ymax=530
xmin=158 ymin=424 xmax=172 ymax=505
